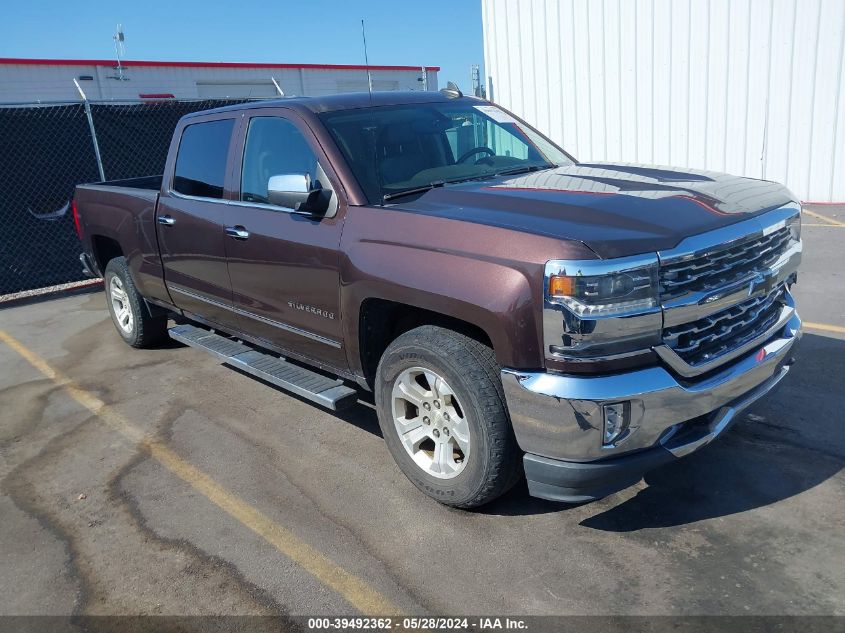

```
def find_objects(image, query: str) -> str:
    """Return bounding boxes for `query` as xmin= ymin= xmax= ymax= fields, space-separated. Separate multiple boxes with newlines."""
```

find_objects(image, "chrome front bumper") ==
xmin=501 ymin=311 xmax=801 ymax=500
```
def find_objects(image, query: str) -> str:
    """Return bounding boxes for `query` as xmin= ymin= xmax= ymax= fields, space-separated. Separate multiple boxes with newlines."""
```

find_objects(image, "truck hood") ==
xmin=391 ymin=163 xmax=796 ymax=258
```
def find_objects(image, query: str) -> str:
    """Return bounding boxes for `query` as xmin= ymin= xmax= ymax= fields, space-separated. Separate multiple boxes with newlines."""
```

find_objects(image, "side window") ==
xmin=173 ymin=119 xmax=234 ymax=199
xmin=241 ymin=117 xmax=320 ymax=205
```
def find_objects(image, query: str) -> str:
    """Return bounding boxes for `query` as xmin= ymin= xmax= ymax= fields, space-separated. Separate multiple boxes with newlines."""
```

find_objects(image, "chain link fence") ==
xmin=0 ymin=98 xmax=253 ymax=296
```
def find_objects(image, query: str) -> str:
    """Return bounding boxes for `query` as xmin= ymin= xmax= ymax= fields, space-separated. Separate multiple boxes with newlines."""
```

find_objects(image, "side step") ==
xmin=168 ymin=324 xmax=358 ymax=411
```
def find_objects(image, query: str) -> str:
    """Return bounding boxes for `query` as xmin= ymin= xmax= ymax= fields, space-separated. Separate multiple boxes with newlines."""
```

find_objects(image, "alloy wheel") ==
xmin=391 ymin=366 xmax=471 ymax=479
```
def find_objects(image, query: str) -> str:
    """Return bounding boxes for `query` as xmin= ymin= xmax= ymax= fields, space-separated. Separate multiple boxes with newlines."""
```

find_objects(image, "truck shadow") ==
xmin=226 ymin=365 xmax=385 ymax=438
xmin=485 ymin=332 xmax=845 ymax=526
xmin=230 ymin=332 xmax=842 ymax=526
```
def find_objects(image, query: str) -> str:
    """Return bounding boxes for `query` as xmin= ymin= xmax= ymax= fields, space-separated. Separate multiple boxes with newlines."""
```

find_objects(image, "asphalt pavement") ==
xmin=0 ymin=208 xmax=843 ymax=624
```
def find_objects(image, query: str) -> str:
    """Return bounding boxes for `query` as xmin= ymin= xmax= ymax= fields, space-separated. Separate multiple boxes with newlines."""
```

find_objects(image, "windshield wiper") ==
xmin=382 ymin=180 xmax=446 ymax=202
xmin=493 ymin=164 xmax=555 ymax=177
xmin=381 ymin=164 xmax=556 ymax=203
xmin=439 ymin=164 xmax=554 ymax=186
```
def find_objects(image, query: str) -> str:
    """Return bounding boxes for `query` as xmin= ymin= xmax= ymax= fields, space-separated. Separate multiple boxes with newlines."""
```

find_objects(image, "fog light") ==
xmin=602 ymin=402 xmax=630 ymax=445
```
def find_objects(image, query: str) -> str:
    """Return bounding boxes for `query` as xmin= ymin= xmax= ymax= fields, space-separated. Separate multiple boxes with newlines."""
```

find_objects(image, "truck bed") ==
xmin=81 ymin=175 xmax=163 ymax=192
xmin=75 ymin=175 xmax=163 ymax=210
xmin=74 ymin=175 xmax=165 ymax=294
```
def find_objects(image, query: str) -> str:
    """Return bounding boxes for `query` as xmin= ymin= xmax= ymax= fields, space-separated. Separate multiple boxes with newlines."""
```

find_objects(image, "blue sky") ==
xmin=0 ymin=0 xmax=484 ymax=91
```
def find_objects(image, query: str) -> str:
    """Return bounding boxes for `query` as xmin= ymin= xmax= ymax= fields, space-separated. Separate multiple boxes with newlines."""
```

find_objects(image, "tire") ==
xmin=103 ymin=256 xmax=167 ymax=348
xmin=375 ymin=325 xmax=521 ymax=508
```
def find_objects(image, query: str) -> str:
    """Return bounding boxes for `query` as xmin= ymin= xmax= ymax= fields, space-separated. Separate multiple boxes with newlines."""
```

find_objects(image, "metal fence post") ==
xmin=73 ymin=79 xmax=106 ymax=182
xmin=271 ymin=76 xmax=285 ymax=96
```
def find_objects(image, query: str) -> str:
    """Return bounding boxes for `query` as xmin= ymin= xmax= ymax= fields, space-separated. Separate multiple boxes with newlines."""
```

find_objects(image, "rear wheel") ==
xmin=375 ymin=325 xmax=521 ymax=508
xmin=104 ymin=256 xmax=167 ymax=348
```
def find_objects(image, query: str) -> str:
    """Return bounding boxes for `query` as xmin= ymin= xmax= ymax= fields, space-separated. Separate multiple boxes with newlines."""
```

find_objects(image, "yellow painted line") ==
xmin=803 ymin=223 xmax=845 ymax=228
xmin=0 ymin=328 xmax=403 ymax=616
xmin=803 ymin=208 xmax=845 ymax=227
xmin=804 ymin=321 xmax=845 ymax=335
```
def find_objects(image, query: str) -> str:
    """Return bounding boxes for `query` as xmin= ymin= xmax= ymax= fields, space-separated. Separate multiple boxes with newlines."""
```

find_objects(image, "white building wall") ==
xmin=482 ymin=0 xmax=845 ymax=202
xmin=0 ymin=62 xmax=438 ymax=103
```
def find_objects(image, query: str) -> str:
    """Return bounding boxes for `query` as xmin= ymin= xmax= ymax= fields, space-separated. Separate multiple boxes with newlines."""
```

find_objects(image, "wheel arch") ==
xmin=356 ymin=298 xmax=496 ymax=388
xmin=90 ymin=234 xmax=124 ymax=274
xmin=343 ymin=256 xmax=545 ymax=386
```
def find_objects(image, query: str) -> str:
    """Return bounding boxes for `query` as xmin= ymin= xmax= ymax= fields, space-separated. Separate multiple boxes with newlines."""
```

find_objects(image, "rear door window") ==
xmin=173 ymin=119 xmax=235 ymax=199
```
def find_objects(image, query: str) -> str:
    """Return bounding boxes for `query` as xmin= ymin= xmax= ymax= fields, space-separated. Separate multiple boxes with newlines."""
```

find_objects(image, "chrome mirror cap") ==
xmin=268 ymin=173 xmax=310 ymax=194
xmin=267 ymin=173 xmax=320 ymax=210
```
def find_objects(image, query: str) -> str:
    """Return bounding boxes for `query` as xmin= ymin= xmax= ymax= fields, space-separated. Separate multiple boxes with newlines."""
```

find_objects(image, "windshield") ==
xmin=318 ymin=101 xmax=574 ymax=204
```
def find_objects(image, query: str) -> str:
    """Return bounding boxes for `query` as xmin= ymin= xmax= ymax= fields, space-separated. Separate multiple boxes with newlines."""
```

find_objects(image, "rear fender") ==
xmin=76 ymin=187 xmax=169 ymax=303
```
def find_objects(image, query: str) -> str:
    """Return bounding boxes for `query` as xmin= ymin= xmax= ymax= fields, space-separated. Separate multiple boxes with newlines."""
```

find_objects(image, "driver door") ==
xmin=222 ymin=109 xmax=349 ymax=371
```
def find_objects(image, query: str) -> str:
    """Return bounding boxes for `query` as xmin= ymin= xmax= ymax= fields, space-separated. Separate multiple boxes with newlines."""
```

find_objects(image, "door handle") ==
xmin=157 ymin=215 xmax=176 ymax=226
xmin=225 ymin=226 xmax=250 ymax=240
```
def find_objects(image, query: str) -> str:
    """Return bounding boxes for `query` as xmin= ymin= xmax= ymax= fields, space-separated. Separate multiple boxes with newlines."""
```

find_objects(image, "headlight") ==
xmin=543 ymin=255 xmax=662 ymax=363
xmin=787 ymin=212 xmax=801 ymax=241
xmin=546 ymin=255 xmax=659 ymax=317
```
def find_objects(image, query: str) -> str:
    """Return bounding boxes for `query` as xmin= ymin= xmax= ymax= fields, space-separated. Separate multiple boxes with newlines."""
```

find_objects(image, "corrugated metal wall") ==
xmin=482 ymin=0 xmax=845 ymax=202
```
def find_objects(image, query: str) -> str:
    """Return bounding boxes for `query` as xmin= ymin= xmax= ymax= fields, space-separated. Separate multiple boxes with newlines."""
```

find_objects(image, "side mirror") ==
xmin=267 ymin=173 xmax=321 ymax=211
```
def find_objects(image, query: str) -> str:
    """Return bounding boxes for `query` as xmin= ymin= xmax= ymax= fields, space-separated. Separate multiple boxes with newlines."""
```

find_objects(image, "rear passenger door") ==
xmin=157 ymin=114 xmax=240 ymax=330
xmin=223 ymin=109 xmax=348 ymax=371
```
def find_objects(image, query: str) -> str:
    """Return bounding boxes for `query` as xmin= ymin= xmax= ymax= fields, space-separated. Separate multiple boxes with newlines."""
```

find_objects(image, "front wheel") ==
xmin=104 ymin=256 xmax=167 ymax=348
xmin=374 ymin=325 xmax=521 ymax=508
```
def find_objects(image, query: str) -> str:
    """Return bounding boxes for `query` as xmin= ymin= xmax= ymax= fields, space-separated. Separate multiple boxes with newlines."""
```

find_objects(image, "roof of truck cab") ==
xmin=184 ymin=91 xmax=474 ymax=118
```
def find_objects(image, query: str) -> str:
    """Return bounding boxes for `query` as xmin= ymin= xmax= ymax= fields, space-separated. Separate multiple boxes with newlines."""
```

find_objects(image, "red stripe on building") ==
xmin=0 ymin=57 xmax=440 ymax=72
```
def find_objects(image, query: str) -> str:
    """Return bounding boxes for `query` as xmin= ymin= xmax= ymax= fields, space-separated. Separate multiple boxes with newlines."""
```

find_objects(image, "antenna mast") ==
xmin=361 ymin=19 xmax=373 ymax=96
xmin=112 ymin=24 xmax=126 ymax=81
xmin=471 ymin=64 xmax=483 ymax=97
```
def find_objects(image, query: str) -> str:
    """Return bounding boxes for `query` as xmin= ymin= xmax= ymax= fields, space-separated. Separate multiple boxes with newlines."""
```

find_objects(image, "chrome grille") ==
xmin=660 ymin=226 xmax=792 ymax=300
xmin=663 ymin=284 xmax=786 ymax=368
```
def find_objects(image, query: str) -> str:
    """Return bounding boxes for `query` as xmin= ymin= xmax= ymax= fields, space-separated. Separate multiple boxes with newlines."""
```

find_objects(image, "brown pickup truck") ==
xmin=73 ymin=90 xmax=803 ymax=508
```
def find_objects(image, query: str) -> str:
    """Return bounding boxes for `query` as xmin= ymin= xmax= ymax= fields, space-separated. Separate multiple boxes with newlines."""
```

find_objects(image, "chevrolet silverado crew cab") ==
xmin=74 ymin=90 xmax=802 ymax=508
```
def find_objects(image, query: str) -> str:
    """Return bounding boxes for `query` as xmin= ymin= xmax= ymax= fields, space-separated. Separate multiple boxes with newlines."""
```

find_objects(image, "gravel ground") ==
xmin=0 ymin=279 xmax=102 ymax=305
